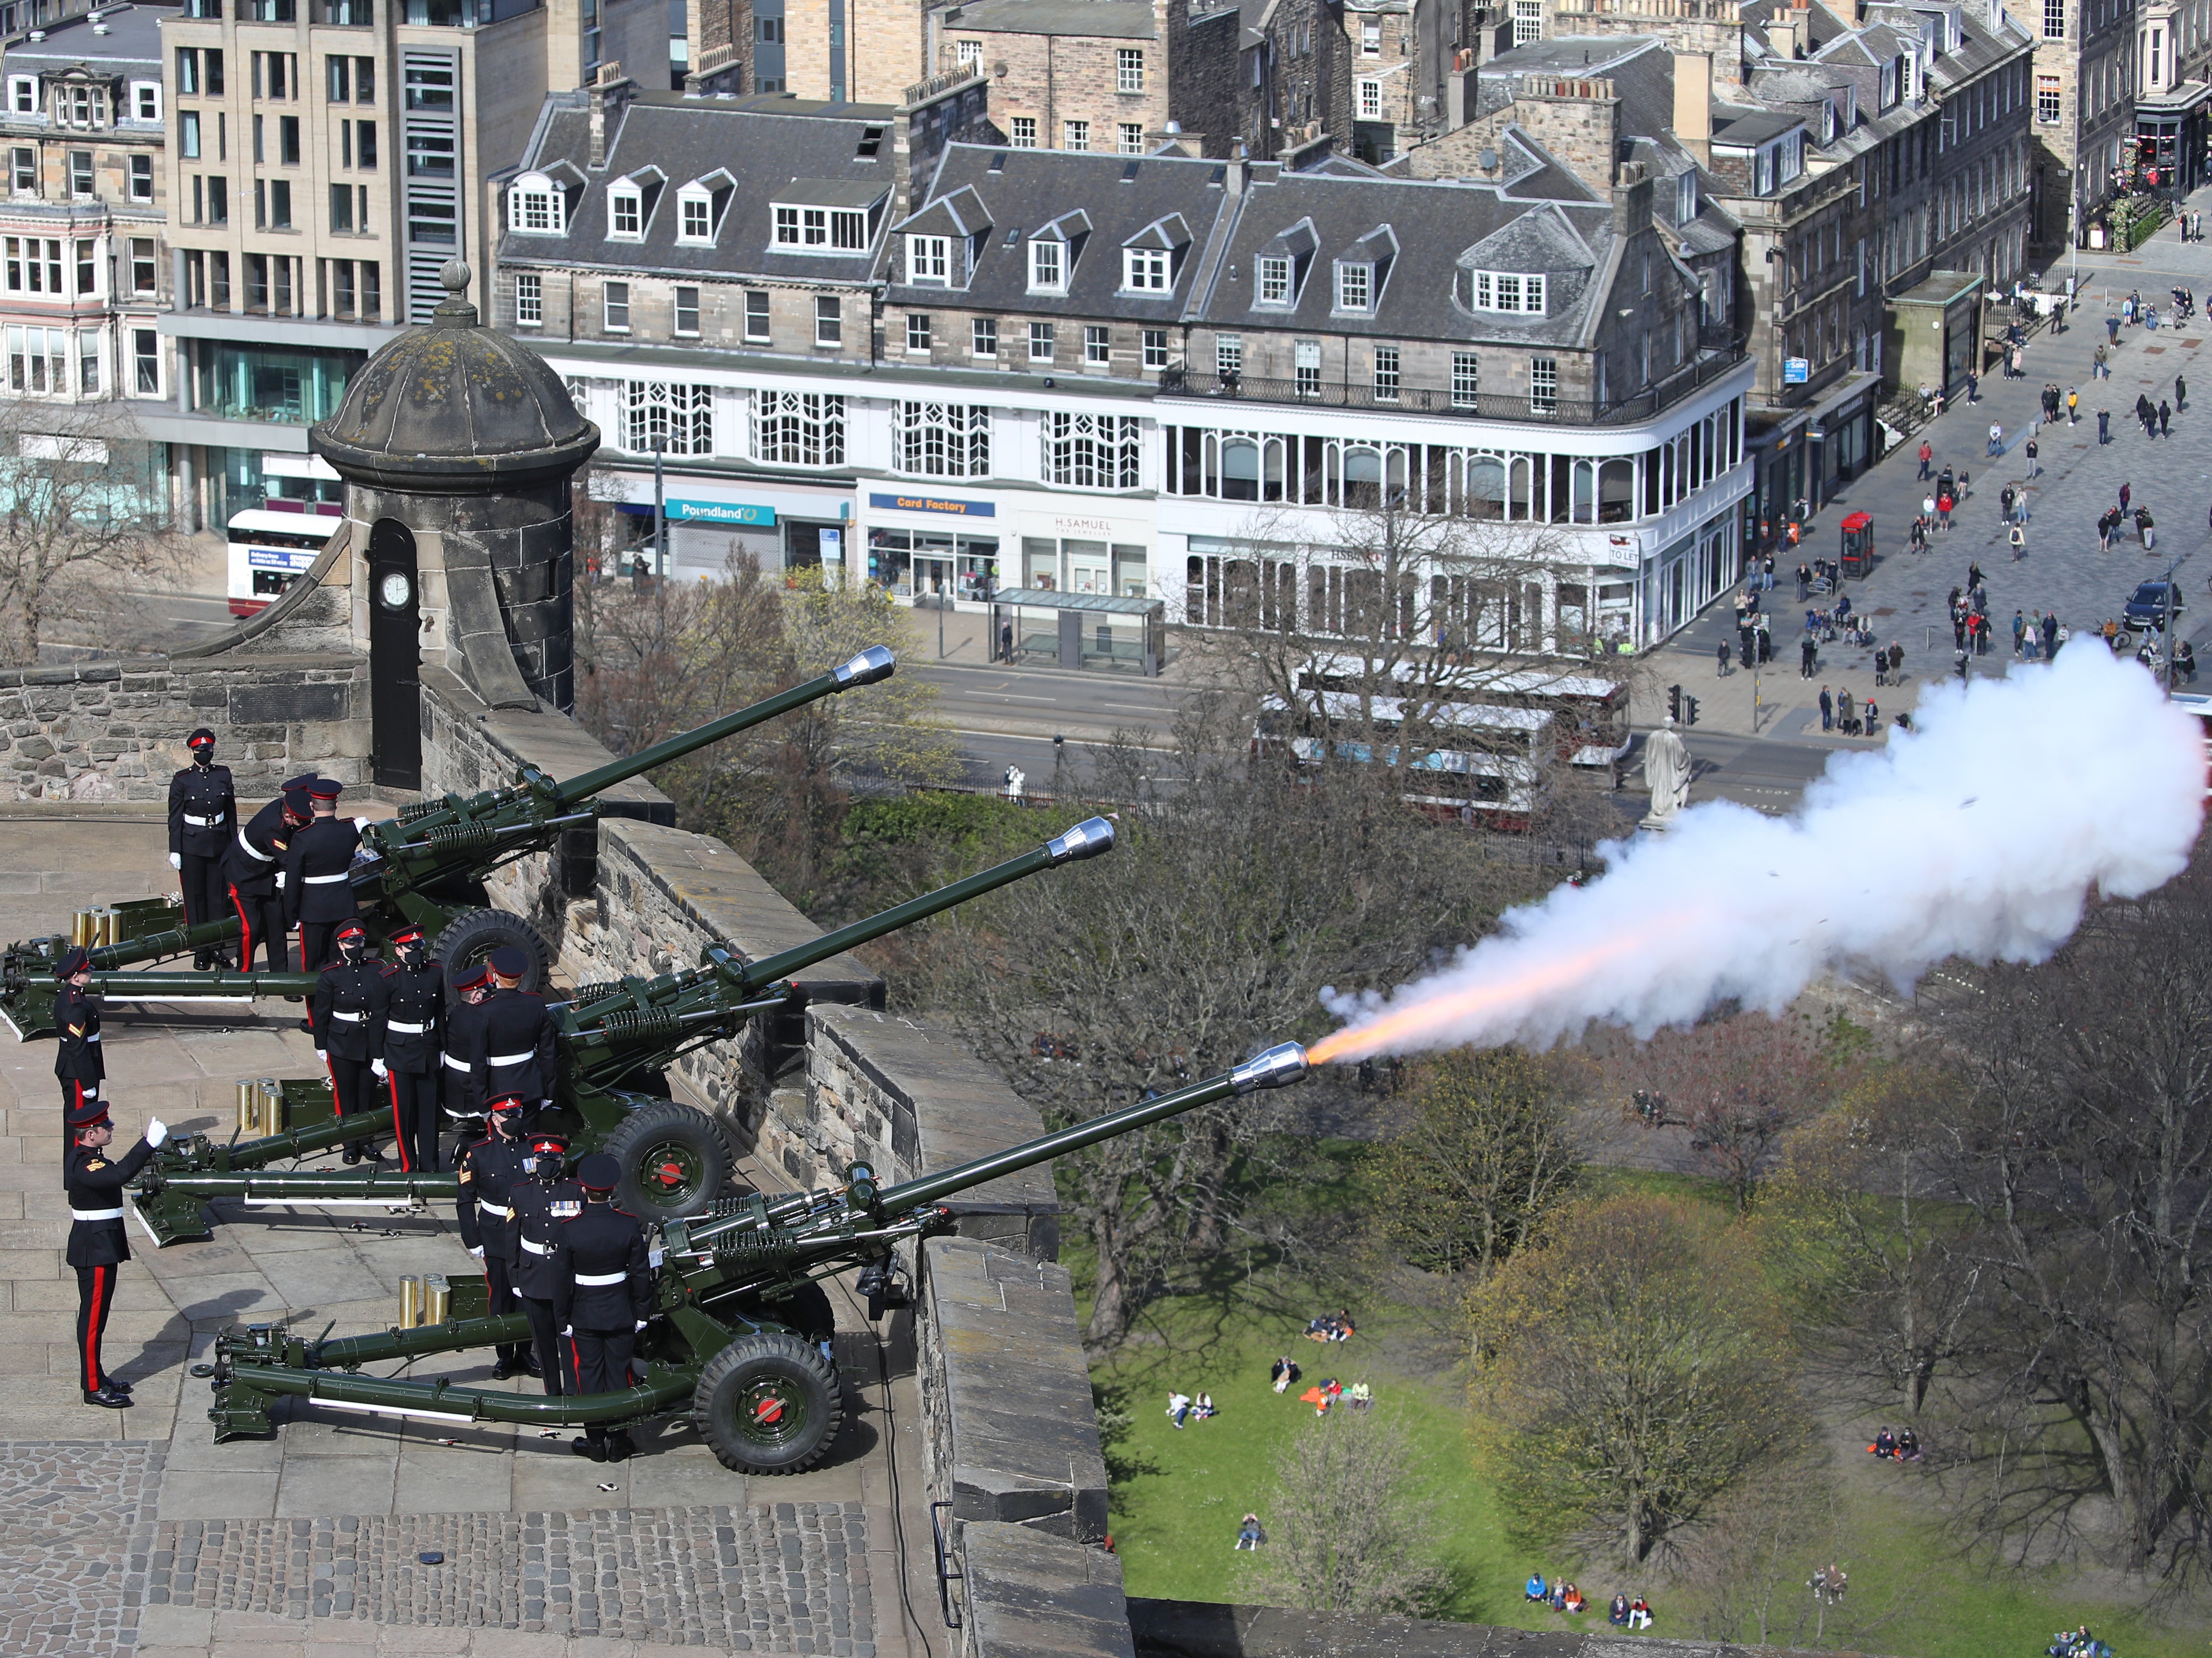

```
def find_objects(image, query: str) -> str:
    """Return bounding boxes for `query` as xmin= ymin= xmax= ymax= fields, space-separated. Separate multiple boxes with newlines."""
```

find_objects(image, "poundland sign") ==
xmin=870 ymin=492 xmax=996 ymax=518
xmin=668 ymin=499 xmax=777 ymax=526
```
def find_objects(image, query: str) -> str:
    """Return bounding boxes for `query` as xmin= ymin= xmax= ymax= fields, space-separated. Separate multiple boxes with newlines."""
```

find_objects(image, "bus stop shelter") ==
xmin=991 ymin=589 xmax=1166 ymax=675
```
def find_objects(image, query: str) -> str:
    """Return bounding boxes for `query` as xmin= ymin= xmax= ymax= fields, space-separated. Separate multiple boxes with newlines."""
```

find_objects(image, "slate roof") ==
xmin=2 ymin=3 xmax=162 ymax=77
xmin=940 ymin=0 xmax=1158 ymax=38
xmin=887 ymin=139 xmax=1629 ymax=349
xmin=500 ymin=91 xmax=900 ymax=285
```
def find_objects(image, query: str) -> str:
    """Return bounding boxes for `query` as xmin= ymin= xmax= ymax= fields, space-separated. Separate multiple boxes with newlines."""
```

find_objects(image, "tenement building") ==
xmin=493 ymin=75 xmax=1753 ymax=650
xmin=0 ymin=3 xmax=171 ymax=507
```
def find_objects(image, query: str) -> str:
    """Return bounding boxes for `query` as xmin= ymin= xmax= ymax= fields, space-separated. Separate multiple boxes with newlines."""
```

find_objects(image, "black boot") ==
xmin=571 ymin=1434 xmax=606 ymax=1461
xmin=82 ymin=1387 xmax=131 ymax=1408
xmin=341 ymin=1144 xmax=361 ymax=1165
xmin=603 ymin=1430 xmax=635 ymax=1463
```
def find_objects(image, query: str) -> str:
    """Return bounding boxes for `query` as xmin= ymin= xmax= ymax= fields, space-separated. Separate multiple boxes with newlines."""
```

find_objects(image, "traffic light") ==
xmin=1684 ymin=695 xmax=1700 ymax=727
xmin=1668 ymin=684 xmax=1682 ymax=722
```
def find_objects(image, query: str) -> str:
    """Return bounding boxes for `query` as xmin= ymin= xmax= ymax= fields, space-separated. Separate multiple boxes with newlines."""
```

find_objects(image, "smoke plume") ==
xmin=1312 ymin=648 xmax=2206 ymax=1064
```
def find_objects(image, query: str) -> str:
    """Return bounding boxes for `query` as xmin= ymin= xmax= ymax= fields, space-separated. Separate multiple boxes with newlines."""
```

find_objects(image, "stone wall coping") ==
xmin=419 ymin=664 xmax=669 ymax=815
xmin=812 ymin=1006 xmax=1056 ymax=1218
xmin=0 ymin=653 xmax=362 ymax=691
xmin=959 ymin=1523 xmax=1137 ymax=1658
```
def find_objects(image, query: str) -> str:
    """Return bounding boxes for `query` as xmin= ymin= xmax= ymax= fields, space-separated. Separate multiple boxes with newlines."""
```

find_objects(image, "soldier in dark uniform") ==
xmin=226 ymin=774 xmax=314 ymax=973
xmin=467 ymin=945 xmax=558 ymax=1119
xmin=455 ymin=1095 xmax=536 ymax=1378
xmin=442 ymin=962 xmax=493 ymax=1132
xmin=167 ymin=728 xmax=238 ymax=969
xmin=280 ymin=778 xmax=361 ymax=974
xmin=509 ymin=1127 xmax=582 ymax=1395
xmin=372 ymin=927 xmax=444 ymax=1173
xmin=311 ymin=919 xmax=382 ymax=1164
xmin=66 ymin=1096 xmax=167 ymax=1407
xmin=53 ymin=945 xmax=103 ymax=1131
xmin=552 ymin=1151 xmax=651 ymax=1461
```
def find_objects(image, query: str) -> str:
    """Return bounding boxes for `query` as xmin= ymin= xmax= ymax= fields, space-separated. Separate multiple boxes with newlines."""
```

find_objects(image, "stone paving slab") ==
xmin=0 ymin=1439 xmax=165 ymax=1656
xmin=148 ymin=1502 xmax=873 ymax=1652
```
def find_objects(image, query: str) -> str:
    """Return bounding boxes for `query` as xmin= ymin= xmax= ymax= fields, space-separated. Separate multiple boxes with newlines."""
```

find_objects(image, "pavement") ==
xmin=1625 ymin=187 xmax=2212 ymax=804
xmin=0 ymin=810 xmax=939 ymax=1658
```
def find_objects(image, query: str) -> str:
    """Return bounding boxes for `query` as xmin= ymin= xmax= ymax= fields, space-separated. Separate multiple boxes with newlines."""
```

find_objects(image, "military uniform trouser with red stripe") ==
xmin=77 ymin=1264 xmax=117 ymax=1391
xmin=229 ymin=885 xmax=287 ymax=972
xmin=387 ymin=1069 xmax=441 ymax=1172
xmin=568 ymin=1328 xmax=635 ymax=1442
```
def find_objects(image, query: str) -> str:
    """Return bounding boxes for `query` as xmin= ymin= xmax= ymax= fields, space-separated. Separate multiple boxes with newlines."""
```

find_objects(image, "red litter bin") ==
xmin=1840 ymin=512 xmax=1875 ymax=579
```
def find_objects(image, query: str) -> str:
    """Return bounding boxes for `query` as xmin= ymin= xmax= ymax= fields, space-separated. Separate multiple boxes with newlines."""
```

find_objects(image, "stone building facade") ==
xmin=2002 ymin=0 xmax=2135 ymax=245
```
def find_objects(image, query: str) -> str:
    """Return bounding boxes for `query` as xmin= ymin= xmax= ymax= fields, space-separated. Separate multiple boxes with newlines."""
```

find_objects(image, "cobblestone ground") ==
xmin=148 ymin=1501 xmax=872 ymax=1652
xmin=0 ymin=1440 xmax=165 ymax=1656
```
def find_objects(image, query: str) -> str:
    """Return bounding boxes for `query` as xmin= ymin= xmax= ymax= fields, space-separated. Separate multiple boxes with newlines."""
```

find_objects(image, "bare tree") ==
xmin=1469 ymin=1192 xmax=1805 ymax=1563
xmin=1364 ymin=1048 xmax=1585 ymax=1284
xmin=0 ymin=401 xmax=184 ymax=664
xmin=1246 ymin=1406 xmax=1452 ymax=1616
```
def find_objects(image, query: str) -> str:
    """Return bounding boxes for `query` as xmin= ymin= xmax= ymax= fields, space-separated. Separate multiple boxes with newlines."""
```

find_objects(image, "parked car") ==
xmin=2124 ymin=581 xmax=2186 ymax=630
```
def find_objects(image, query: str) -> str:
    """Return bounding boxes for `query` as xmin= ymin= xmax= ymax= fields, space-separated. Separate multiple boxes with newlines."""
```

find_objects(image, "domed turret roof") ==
xmin=310 ymin=260 xmax=599 ymax=493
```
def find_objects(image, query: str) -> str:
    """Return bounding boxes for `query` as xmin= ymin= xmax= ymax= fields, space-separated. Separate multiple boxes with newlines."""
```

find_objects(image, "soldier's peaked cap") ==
xmin=309 ymin=778 xmax=343 ymax=800
xmin=187 ymin=728 xmax=217 ymax=748
xmin=576 ymin=1153 xmax=620 ymax=1191
xmin=67 ymin=1097 xmax=111 ymax=1130
xmin=488 ymin=946 xmax=528 ymax=978
xmin=56 ymin=945 xmax=90 ymax=979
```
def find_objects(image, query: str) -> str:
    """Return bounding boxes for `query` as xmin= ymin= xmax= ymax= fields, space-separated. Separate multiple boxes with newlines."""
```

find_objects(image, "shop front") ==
xmin=858 ymin=492 xmax=1158 ymax=609
xmin=862 ymin=490 xmax=1001 ymax=600
xmin=2133 ymin=88 xmax=2212 ymax=197
xmin=592 ymin=470 xmax=852 ymax=581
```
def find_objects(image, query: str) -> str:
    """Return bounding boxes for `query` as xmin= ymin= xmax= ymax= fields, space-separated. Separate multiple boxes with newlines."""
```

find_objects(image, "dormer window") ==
xmin=1336 ymin=263 xmax=1371 ymax=312
xmin=909 ymin=233 xmax=950 ymax=284
xmin=1124 ymin=247 xmax=1169 ymax=291
xmin=1258 ymin=255 xmax=1291 ymax=303
xmin=508 ymin=173 xmax=566 ymax=234
xmin=56 ymin=84 xmax=105 ymax=129
xmin=1677 ymin=172 xmax=1698 ymax=222
xmin=1030 ymin=238 xmax=1066 ymax=293
xmin=609 ymin=183 xmax=643 ymax=239
xmin=1467 ymin=270 xmax=1546 ymax=314
xmin=1821 ymin=102 xmax=1836 ymax=143
xmin=1881 ymin=57 xmax=1898 ymax=108
xmin=7 ymin=77 xmax=33 ymax=116
xmin=132 ymin=81 xmax=161 ymax=121
xmin=679 ymin=189 xmax=712 ymax=243
xmin=773 ymin=203 xmax=872 ymax=251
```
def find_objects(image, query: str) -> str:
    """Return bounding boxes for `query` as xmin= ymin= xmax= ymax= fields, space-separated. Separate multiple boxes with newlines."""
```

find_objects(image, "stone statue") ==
xmin=1640 ymin=718 xmax=1690 ymax=829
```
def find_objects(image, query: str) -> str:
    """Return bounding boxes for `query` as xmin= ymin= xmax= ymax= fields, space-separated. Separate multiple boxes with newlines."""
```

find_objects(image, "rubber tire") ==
xmin=599 ymin=1097 xmax=732 ymax=1220
xmin=432 ymin=909 xmax=553 ymax=999
xmin=692 ymin=1332 xmax=843 ymax=1475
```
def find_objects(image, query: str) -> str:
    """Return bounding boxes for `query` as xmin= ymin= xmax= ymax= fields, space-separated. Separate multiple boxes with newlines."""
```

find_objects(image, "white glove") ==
xmin=314 ymin=1050 xmax=326 ymax=1066
xmin=168 ymin=852 xmax=182 ymax=871
xmin=371 ymin=1059 xmax=387 ymax=1078
xmin=145 ymin=1117 xmax=168 ymax=1147
xmin=274 ymin=871 xmax=286 ymax=889
xmin=353 ymin=816 xmax=374 ymax=831
xmin=634 ymin=1320 xmax=647 ymax=1331
xmin=561 ymin=1325 xmax=573 ymax=1337
xmin=468 ymin=1246 xmax=485 ymax=1260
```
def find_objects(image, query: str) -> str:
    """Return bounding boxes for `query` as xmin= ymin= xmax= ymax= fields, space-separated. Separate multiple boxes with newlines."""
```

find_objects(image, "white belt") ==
xmin=444 ymin=1054 xmax=471 ymax=1072
xmin=72 ymin=1207 xmax=123 ymax=1221
xmin=521 ymin=1237 xmax=551 ymax=1255
xmin=82 ymin=1031 xmax=101 ymax=1042
xmin=388 ymin=1020 xmax=428 ymax=1034
xmin=574 ymin=1271 xmax=628 ymax=1286
xmin=331 ymin=1010 xmax=364 ymax=1022
xmin=487 ymin=1051 xmax=533 ymax=1068
xmin=183 ymin=813 xmax=225 ymax=826
xmin=303 ymin=873 xmax=348 ymax=884
xmin=237 ymin=829 xmax=274 ymax=861
xmin=478 ymin=1200 xmax=511 ymax=1218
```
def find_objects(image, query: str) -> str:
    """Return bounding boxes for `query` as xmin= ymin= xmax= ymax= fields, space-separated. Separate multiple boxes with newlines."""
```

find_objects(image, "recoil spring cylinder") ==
xmin=597 ymin=1006 xmax=679 ymax=1043
xmin=424 ymin=821 xmax=498 ymax=856
xmin=397 ymin=797 xmax=445 ymax=823
xmin=572 ymin=982 xmax=626 ymax=1007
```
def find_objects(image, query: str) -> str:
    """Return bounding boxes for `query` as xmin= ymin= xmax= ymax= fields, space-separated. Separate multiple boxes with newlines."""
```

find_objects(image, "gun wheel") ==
xmin=600 ymin=1098 xmax=732 ymax=1220
xmin=692 ymin=1333 xmax=843 ymax=1475
xmin=431 ymin=909 xmax=553 ymax=998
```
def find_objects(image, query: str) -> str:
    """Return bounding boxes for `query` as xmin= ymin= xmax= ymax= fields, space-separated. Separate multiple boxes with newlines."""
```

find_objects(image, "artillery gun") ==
xmin=0 ymin=649 xmax=899 ymax=1041
xmin=198 ymin=1041 xmax=1311 ymax=1474
xmin=122 ymin=816 xmax=1117 ymax=1246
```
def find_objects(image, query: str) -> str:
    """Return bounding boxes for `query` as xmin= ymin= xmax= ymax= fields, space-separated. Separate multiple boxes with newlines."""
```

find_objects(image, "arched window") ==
xmin=1222 ymin=437 xmax=1260 ymax=501
xmin=508 ymin=172 xmax=565 ymax=234
xmin=1599 ymin=458 xmax=1636 ymax=523
xmin=1341 ymin=445 xmax=1383 ymax=509
xmin=1467 ymin=455 xmax=1505 ymax=520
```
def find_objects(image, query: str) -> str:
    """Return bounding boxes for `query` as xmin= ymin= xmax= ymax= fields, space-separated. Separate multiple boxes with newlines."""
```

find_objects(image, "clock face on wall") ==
xmin=378 ymin=571 xmax=413 ymax=610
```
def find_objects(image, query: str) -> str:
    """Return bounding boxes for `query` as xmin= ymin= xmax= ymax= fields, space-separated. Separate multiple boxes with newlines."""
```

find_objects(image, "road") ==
xmin=905 ymin=658 xmax=1183 ymax=791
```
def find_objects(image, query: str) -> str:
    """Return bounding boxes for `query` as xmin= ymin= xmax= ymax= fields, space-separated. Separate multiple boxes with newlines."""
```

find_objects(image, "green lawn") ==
xmin=1085 ymin=1261 xmax=2202 ymax=1657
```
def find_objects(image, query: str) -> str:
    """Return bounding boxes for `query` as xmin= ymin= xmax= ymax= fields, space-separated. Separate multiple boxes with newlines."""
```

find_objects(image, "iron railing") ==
xmin=1158 ymin=331 xmax=1747 ymax=427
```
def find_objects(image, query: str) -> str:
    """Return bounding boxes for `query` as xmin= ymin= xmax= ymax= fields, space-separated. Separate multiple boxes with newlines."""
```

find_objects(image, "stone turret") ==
xmin=310 ymin=260 xmax=600 ymax=785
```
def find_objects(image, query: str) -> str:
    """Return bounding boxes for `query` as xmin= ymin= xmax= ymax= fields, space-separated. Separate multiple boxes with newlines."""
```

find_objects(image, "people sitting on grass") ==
xmin=1299 ymin=1383 xmax=1331 ymax=1416
xmin=1872 ymin=1427 xmax=1897 ymax=1459
xmin=1562 ymin=1584 xmax=1586 ymax=1615
xmin=1628 ymin=1595 xmax=1653 ymax=1630
xmin=1167 ymin=1391 xmax=1192 ymax=1429
xmin=1304 ymin=1310 xmax=1356 ymax=1343
xmin=1811 ymin=1564 xmax=1849 ymax=1604
xmin=1270 ymin=1356 xmax=1301 ymax=1394
xmin=1897 ymin=1426 xmax=1920 ymax=1462
xmin=1608 ymin=1593 xmax=1631 ymax=1626
xmin=1526 ymin=1572 xmax=1549 ymax=1603
xmin=2048 ymin=1628 xmax=2113 ymax=1658
xmin=1235 ymin=1514 xmax=1265 ymax=1552
xmin=1348 ymin=1380 xmax=1373 ymax=1411
xmin=1193 ymin=1391 xmax=1217 ymax=1421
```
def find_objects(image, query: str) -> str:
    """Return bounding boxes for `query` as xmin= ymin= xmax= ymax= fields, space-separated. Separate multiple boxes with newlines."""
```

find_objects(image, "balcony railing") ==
xmin=1158 ymin=331 xmax=1748 ymax=426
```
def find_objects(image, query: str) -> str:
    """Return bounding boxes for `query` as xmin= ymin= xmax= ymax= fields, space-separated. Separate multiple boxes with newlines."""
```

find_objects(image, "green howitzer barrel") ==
xmin=134 ymin=817 xmax=1118 ymax=1243
xmin=0 ymin=651 xmax=898 ymax=1039
xmin=202 ymin=1042 xmax=1309 ymax=1461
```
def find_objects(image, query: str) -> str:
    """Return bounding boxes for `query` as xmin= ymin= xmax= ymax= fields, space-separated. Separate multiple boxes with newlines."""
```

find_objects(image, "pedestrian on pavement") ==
xmin=1801 ymin=634 xmax=1818 ymax=678
xmin=2121 ymin=481 xmax=2133 ymax=513
xmin=1967 ymin=371 xmax=1980 ymax=403
xmin=1956 ymin=649 xmax=1971 ymax=680
xmin=2138 ymin=505 xmax=2156 ymax=549
xmin=2108 ymin=316 xmax=2122 ymax=345
xmin=2044 ymin=613 xmax=2060 ymax=656
xmin=1922 ymin=493 xmax=1936 ymax=526
xmin=1987 ymin=422 xmax=2003 ymax=457
xmin=2160 ymin=400 xmax=2172 ymax=437
xmin=2013 ymin=611 xmax=2027 ymax=654
xmin=2000 ymin=482 xmax=2016 ymax=523
xmin=1969 ymin=559 xmax=1984 ymax=591
xmin=2010 ymin=523 xmax=2027 ymax=561
xmin=1888 ymin=642 xmax=1904 ymax=680
xmin=2010 ymin=345 xmax=2024 ymax=378
xmin=1819 ymin=686 xmax=1833 ymax=731
xmin=1917 ymin=439 xmax=1933 ymax=480
xmin=2179 ymin=373 xmax=2190 ymax=410
xmin=1839 ymin=688 xmax=1857 ymax=733
xmin=1938 ymin=491 xmax=1954 ymax=529
xmin=1953 ymin=610 xmax=1968 ymax=650
xmin=1717 ymin=638 xmax=1730 ymax=677
xmin=2026 ymin=436 xmax=2039 ymax=478
xmin=2099 ymin=509 xmax=2115 ymax=551
xmin=2099 ymin=408 xmax=2112 ymax=444
xmin=2068 ymin=387 xmax=2080 ymax=422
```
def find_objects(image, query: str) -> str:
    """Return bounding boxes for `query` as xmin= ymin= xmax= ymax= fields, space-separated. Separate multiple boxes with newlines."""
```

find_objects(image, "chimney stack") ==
xmin=1674 ymin=51 xmax=1712 ymax=164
